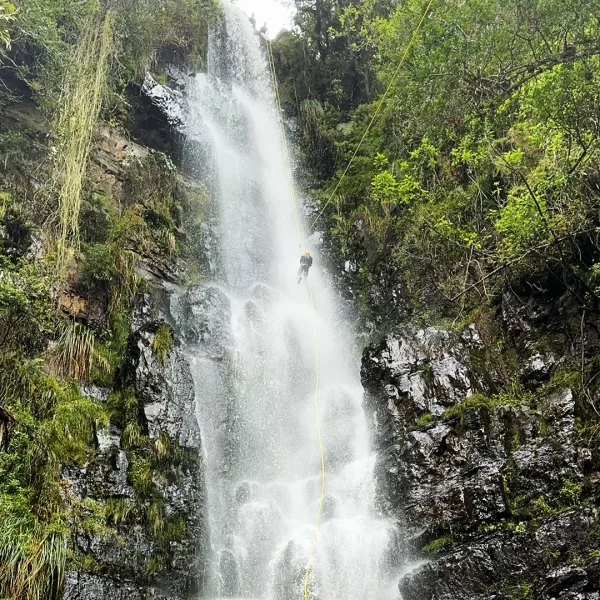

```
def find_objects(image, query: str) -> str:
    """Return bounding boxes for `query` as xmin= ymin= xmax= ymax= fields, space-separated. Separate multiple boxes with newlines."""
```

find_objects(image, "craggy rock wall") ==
xmin=62 ymin=294 xmax=207 ymax=600
xmin=362 ymin=307 xmax=600 ymax=598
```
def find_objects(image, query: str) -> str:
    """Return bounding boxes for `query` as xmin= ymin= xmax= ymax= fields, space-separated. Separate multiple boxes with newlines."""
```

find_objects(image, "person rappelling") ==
xmin=297 ymin=250 xmax=313 ymax=283
xmin=249 ymin=12 xmax=256 ymax=30
xmin=259 ymin=21 xmax=268 ymax=36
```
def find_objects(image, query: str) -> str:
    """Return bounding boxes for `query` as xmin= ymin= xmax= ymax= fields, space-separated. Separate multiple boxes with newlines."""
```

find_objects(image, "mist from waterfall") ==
xmin=180 ymin=3 xmax=402 ymax=597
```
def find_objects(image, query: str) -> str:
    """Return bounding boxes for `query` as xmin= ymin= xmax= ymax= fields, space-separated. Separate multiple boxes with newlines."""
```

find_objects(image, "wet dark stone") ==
xmin=362 ymin=324 xmax=592 ymax=598
xmin=178 ymin=284 xmax=232 ymax=356
xmin=64 ymin=293 xmax=207 ymax=600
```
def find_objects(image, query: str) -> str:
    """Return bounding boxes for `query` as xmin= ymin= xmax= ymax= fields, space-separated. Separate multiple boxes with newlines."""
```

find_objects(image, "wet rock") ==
xmin=63 ymin=573 xmax=144 ymax=600
xmin=363 ymin=327 xmax=489 ymax=451
xmin=126 ymin=294 xmax=201 ymax=449
xmin=64 ymin=293 xmax=207 ymax=599
xmin=362 ymin=324 xmax=592 ymax=597
xmin=63 ymin=572 xmax=182 ymax=600
xmin=141 ymin=74 xmax=184 ymax=129
xmin=178 ymin=284 xmax=232 ymax=356
xmin=378 ymin=412 xmax=506 ymax=531
xmin=520 ymin=351 xmax=557 ymax=387
xmin=399 ymin=508 xmax=600 ymax=600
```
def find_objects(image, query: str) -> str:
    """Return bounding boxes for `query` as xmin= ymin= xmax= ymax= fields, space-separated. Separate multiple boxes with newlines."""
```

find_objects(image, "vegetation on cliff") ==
xmin=274 ymin=0 xmax=600 ymax=319
xmin=0 ymin=0 xmax=217 ymax=597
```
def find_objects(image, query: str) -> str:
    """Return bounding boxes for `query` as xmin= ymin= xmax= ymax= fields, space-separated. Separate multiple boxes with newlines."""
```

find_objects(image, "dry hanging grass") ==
xmin=46 ymin=320 xmax=110 ymax=381
xmin=51 ymin=14 xmax=112 ymax=262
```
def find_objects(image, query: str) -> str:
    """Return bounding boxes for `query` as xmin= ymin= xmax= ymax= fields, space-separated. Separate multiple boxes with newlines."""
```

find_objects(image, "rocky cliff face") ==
xmin=62 ymin=293 xmax=207 ymax=600
xmin=0 ymin=70 xmax=210 ymax=598
xmin=362 ymin=295 xmax=600 ymax=598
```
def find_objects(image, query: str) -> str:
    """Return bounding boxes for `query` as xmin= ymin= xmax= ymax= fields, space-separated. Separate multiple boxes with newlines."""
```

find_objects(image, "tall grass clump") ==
xmin=0 ymin=516 xmax=68 ymax=600
xmin=46 ymin=320 xmax=110 ymax=381
xmin=51 ymin=13 xmax=112 ymax=262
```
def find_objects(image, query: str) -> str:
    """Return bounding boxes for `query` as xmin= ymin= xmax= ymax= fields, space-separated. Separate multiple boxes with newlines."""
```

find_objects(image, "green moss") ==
xmin=128 ymin=454 xmax=154 ymax=497
xmin=502 ymin=582 xmax=533 ymax=599
xmin=422 ymin=535 xmax=454 ymax=555
xmin=478 ymin=519 xmax=526 ymax=534
xmin=105 ymin=498 xmax=135 ymax=526
xmin=107 ymin=386 xmax=140 ymax=430
xmin=416 ymin=412 xmax=434 ymax=429
xmin=443 ymin=393 xmax=491 ymax=422
xmin=0 ymin=353 xmax=109 ymax=599
xmin=153 ymin=322 xmax=173 ymax=366
xmin=443 ymin=385 xmax=534 ymax=424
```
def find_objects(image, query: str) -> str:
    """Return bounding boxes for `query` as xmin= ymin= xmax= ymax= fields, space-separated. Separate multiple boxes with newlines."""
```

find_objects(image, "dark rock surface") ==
xmin=361 ymin=325 xmax=598 ymax=599
xmin=176 ymin=284 xmax=233 ymax=356
xmin=399 ymin=508 xmax=600 ymax=600
xmin=63 ymin=294 xmax=207 ymax=600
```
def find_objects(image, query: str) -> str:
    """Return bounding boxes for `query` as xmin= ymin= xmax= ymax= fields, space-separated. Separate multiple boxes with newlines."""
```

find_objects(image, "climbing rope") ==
xmin=266 ymin=38 xmax=325 ymax=600
xmin=310 ymin=0 xmax=436 ymax=229
xmin=264 ymin=0 xmax=434 ymax=589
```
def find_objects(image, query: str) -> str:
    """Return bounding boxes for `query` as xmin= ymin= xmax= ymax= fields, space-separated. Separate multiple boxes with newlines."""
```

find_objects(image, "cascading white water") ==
xmin=181 ymin=3 xmax=402 ymax=598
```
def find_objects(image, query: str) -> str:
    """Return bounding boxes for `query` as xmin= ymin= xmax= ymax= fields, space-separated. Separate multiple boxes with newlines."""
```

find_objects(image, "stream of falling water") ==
xmin=180 ymin=3 xmax=402 ymax=598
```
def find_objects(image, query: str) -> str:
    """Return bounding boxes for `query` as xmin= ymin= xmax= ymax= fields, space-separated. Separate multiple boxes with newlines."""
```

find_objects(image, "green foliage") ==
xmin=559 ymin=479 xmax=583 ymax=506
xmin=152 ymin=322 xmax=172 ymax=366
xmin=107 ymin=386 xmax=139 ymax=431
xmin=0 ymin=509 xmax=68 ymax=600
xmin=8 ymin=0 xmax=220 ymax=109
xmin=129 ymin=454 xmax=154 ymax=497
xmin=47 ymin=320 xmax=111 ymax=381
xmin=282 ymin=0 xmax=600 ymax=316
xmin=105 ymin=497 xmax=134 ymax=526
xmin=478 ymin=519 xmax=526 ymax=535
xmin=0 ymin=1 xmax=16 ymax=52
xmin=422 ymin=535 xmax=453 ymax=555
xmin=443 ymin=385 xmax=533 ymax=423
xmin=111 ymin=0 xmax=221 ymax=80
xmin=78 ymin=209 xmax=142 ymax=317
xmin=51 ymin=13 xmax=112 ymax=259
xmin=501 ymin=582 xmax=533 ymax=599
xmin=9 ymin=0 xmax=100 ymax=106
xmin=0 ymin=256 xmax=55 ymax=355
xmin=0 ymin=349 xmax=107 ymax=599
xmin=415 ymin=412 xmax=433 ymax=429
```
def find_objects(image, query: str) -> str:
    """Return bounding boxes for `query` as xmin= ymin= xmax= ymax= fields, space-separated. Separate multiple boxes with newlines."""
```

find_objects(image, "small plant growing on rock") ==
xmin=416 ymin=413 xmax=434 ymax=429
xmin=152 ymin=322 xmax=173 ymax=366
xmin=422 ymin=535 xmax=454 ymax=555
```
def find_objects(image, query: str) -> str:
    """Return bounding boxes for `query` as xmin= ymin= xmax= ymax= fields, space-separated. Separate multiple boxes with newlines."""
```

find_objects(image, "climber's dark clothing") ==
xmin=297 ymin=254 xmax=313 ymax=282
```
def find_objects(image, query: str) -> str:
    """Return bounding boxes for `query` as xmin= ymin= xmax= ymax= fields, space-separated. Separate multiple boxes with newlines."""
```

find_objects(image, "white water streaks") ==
xmin=180 ymin=2 xmax=404 ymax=598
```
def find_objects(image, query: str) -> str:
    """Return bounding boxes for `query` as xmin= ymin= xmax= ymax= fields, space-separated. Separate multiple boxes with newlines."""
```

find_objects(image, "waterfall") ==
xmin=180 ymin=3 xmax=402 ymax=597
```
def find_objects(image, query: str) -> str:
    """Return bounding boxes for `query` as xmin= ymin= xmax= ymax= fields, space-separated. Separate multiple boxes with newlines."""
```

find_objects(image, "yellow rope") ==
xmin=303 ymin=273 xmax=323 ymax=600
xmin=310 ymin=0 xmax=436 ymax=229
xmin=266 ymin=38 xmax=325 ymax=600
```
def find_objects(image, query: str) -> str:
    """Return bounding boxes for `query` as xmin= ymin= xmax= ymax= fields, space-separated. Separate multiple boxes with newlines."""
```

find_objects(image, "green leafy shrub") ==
xmin=0 ymin=350 xmax=108 ymax=599
xmin=0 ymin=256 xmax=55 ymax=355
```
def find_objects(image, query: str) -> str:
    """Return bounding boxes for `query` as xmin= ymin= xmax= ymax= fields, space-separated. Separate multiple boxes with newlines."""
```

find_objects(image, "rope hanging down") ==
xmin=266 ymin=38 xmax=326 ymax=600
xmin=265 ymin=0 xmax=433 ymax=589
xmin=310 ymin=0 xmax=436 ymax=229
